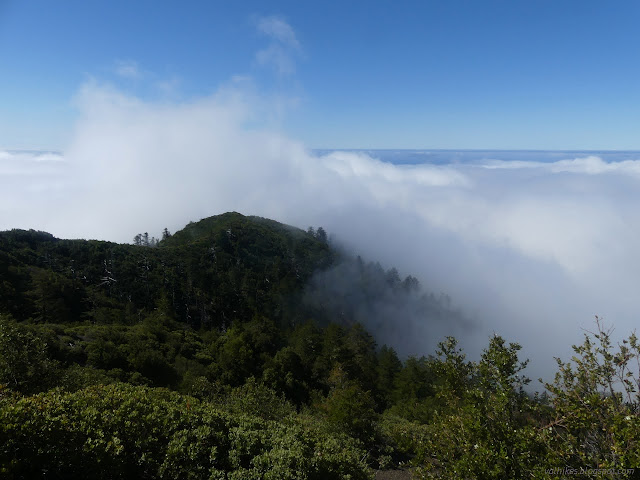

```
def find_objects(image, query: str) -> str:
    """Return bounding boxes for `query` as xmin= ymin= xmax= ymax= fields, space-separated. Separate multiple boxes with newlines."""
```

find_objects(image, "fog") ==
xmin=2 ymin=78 xmax=640 ymax=385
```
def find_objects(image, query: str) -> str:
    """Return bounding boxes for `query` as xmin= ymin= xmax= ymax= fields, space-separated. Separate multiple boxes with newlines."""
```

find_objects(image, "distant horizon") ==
xmin=7 ymin=147 xmax=640 ymax=154
xmin=315 ymin=147 xmax=640 ymax=153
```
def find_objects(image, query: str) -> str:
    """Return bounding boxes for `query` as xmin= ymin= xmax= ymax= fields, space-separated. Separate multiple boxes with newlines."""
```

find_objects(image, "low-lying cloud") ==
xmin=2 ymin=78 xmax=640 ymax=385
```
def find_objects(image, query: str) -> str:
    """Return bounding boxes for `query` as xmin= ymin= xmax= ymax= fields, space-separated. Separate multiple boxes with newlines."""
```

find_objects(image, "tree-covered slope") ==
xmin=0 ymin=212 xmax=334 ymax=329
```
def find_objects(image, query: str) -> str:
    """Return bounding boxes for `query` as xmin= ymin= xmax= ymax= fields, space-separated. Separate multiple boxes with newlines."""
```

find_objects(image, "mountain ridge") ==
xmin=0 ymin=211 xmax=334 ymax=328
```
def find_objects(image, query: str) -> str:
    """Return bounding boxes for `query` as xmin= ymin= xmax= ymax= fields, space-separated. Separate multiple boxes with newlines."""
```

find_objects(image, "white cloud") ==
xmin=256 ymin=15 xmax=300 ymax=49
xmin=323 ymin=151 xmax=469 ymax=187
xmin=254 ymin=15 xmax=301 ymax=76
xmin=4 ymin=79 xmax=640 ymax=384
xmin=256 ymin=44 xmax=296 ymax=76
xmin=483 ymin=155 xmax=640 ymax=176
xmin=0 ymin=149 xmax=65 ymax=176
xmin=114 ymin=60 xmax=142 ymax=79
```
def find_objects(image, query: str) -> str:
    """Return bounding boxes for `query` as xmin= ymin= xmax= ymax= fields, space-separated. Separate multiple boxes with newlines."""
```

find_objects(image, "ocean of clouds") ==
xmin=2 ymin=80 xmax=640 ymax=384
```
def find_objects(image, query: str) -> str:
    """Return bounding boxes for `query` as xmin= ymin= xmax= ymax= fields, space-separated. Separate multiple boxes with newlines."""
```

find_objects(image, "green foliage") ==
xmin=0 ymin=213 xmax=334 ymax=330
xmin=0 ymin=315 xmax=56 ymax=394
xmin=263 ymin=346 xmax=310 ymax=405
xmin=375 ymin=345 xmax=402 ymax=409
xmin=56 ymin=364 xmax=116 ymax=392
xmin=380 ymin=324 xmax=640 ymax=480
xmin=382 ymin=335 xmax=546 ymax=479
xmin=180 ymin=374 xmax=221 ymax=400
xmin=542 ymin=317 xmax=640 ymax=475
xmin=387 ymin=355 xmax=436 ymax=422
xmin=0 ymin=383 xmax=372 ymax=479
xmin=431 ymin=336 xmax=472 ymax=396
xmin=319 ymin=365 xmax=378 ymax=442
xmin=5 ymin=214 xmax=640 ymax=478
xmin=223 ymin=377 xmax=296 ymax=421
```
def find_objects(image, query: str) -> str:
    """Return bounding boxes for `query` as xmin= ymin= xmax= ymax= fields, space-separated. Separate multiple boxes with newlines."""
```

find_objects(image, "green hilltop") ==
xmin=0 ymin=212 xmax=334 ymax=328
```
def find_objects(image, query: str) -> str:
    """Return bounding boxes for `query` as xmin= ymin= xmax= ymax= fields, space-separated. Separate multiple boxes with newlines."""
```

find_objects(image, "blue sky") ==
xmin=2 ymin=0 xmax=640 ymax=150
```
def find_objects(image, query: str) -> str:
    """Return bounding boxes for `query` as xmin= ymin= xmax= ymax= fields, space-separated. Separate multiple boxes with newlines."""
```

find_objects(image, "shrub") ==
xmin=0 ymin=382 xmax=372 ymax=479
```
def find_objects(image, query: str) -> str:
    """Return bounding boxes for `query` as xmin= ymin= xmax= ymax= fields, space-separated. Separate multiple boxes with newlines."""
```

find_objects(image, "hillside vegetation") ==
xmin=1 ymin=213 xmax=639 ymax=479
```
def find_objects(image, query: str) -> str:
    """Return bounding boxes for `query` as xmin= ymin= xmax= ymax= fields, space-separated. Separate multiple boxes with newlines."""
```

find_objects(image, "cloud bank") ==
xmin=3 ymin=76 xmax=640 ymax=383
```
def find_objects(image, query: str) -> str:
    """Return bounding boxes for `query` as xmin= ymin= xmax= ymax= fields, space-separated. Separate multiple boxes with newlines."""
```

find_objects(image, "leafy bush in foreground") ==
xmin=0 ymin=315 xmax=56 ymax=394
xmin=381 ymin=322 xmax=640 ymax=480
xmin=0 ymin=383 xmax=371 ymax=479
xmin=541 ymin=318 xmax=640 ymax=476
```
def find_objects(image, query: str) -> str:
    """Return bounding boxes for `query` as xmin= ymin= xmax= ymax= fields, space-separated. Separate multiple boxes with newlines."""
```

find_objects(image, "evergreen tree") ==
xmin=316 ymin=226 xmax=327 ymax=243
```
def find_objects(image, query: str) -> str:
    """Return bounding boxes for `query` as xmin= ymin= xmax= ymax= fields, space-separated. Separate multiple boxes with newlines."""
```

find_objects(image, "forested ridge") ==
xmin=1 ymin=213 xmax=639 ymax=479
